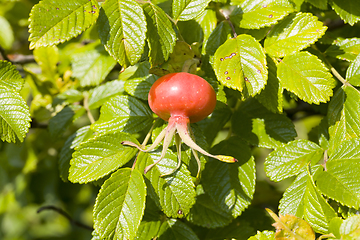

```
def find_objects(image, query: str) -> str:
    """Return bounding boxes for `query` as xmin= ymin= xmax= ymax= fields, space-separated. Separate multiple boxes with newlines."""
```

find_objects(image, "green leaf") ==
xmin=97 ymin=0 xmax=146 ymax=68
xmin=58 ymin=126 xmax=93 ymax=181
xmin=187 ymin=191 xmax=233 ymax=228
xmin=230 ymin=0 xmax=294 ymax=29
xmin=28 ymin=0 xmax=99 ymax=49
xmin=328 ymin=86 xmax=360 ymax=151
xmin=279 ymin=165 xmax=322 ymax=218
xmin=197 ymin=9 xmax=217 ymax=55
xmin=33 ymin=46 xmax=59 ymax=80
xmin=0 ymin=16 xmax=14 ymax=50
xmin=264 ymin=12 xmax=327 ymax=57
xmin=124 ymin=75 xmax=157 ymax=101
xmin=303 ymin=170 xmax=337 ymax=234
xmin=57 ymin=89 xmax=84 ymax=104
xmin=48 ymin=105 xmax=85 ymax=138
xmin=202 ymin=137 xmax=255 ymax=218
xmin=315 ymin=138 xmax=360 ymax=209
xmin=136 ymin=220 xmax=161 ymax=240
xmin=69 ymin=132 xmax=139 ymax=184
xmin=0 ymin=85 xmax=31 ymax=143
xmin=88 ymin=80 xmax=124 ymax=109
xmin=204 ymin=21 xmax=233 ymax=56
xmin=347 ymin=54 xmax=360 ymax=86
xmin=248 ymin=230 xmax=275 ymax=240
xmin=143 ymin=2 xmax=176 ymax=67
xmin=256 ymin=56 xmax=283 ymax=113
xmin=265 ymin=140 xmax=323 ymax=182
xmin=172 ymin=0 xmax=211 ymax=21
xmin=213 ymin=34 xmax=267 ymax=96
xmin=135 ymin=150 xmax=196 ymax=218
xmin=330 ymin=0 xmax=360 ymax=26
xmin=91 ymin=95 xmax=153 ymax=134
xmin=232 ymin=99 xmax=296 ymax=149
xmin=340 ymin=215 xmax=360 ymax=239
xmin=71 ymin=42 xmax=117 ymax=87
xmin=277 ymin=51 xmax=336 ymax=104
xmin=0 ymin=60 xmax=24 ymax=92
xmin=158 ymin=219 xmax=200 ymax=240
xmin=328 ymin=217 xmax=343 ymax=238
xmin=306 ymin=0 xmax=328 ymax=9
xmin=325 ymin=38 xmax=360 ymax=62
xmin=94 ymin=168 xmax=146 ymax=240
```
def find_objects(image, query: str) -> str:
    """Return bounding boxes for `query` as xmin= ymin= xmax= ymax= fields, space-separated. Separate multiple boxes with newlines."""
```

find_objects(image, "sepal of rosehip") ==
xmin=121 ymin=72 xmax=237 ymax=177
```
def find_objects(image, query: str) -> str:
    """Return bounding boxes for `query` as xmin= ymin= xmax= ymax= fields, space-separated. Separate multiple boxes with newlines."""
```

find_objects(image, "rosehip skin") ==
xmin=148 ymin=72 xmax=216 ymax=123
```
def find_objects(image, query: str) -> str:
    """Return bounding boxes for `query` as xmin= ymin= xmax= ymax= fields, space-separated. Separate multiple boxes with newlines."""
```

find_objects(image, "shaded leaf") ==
xmin=213 ymin=34 xmax=267 ymax=96
xmin=277 ymin=51 xmax=336 ymax=104
xmin=204 ymin=21 xmax=233 ymax=56
xmin=48 ymin=105 xmax=85 ymax=138
xmin=94 ymin=168 xmax=146 ymax=240
xmin=91 ymin=95 xmax=153 ymax=134
xmin=29 ymin=0 xmax=99 ymax=49
xmin=306 ymin=0 xmax=328 ymax=10
xmin=256 ymin=56 xmax=283 ymax=113
xmin=232 ymin=99 xmax=297 ymax=149
xmin=58 ymin=126 xmax=93 ymax=181
xmin=202 ymin=137 xmax=256 ymax=218
xmin=230 ymin=0 xmax=294 ymax=29
xmin=69 ymin=132 xmax=138 ymax=184
xmin=264 ymin=12 xmax=327 ymax=57
xmin=97 ymin=0 xmax=146 ymax=67
xmin=0 ymin=16 xmax=14 ymax=50
xmin=158 ymin=219 xmax=200 ymax=240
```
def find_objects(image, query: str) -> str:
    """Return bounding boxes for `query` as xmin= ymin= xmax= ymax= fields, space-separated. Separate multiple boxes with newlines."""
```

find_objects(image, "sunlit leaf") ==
xmin=213 ymin=34 xmax=267 ymax=96
xmin=97 ymin=0 xmax=146 ymax=67
xmin=267 ymin=208 xmax=315 ymax=240
xmin=325 ymin=38 xmax=360 ymax=62
xmin=69 ymin=132 xmax=139 ymax=184
xmin=94 ymin=168 xmax=146 ymax=240
xmin=0 ymin=85 xmax=31 ymax=143
xmin=33 ymin=46 xmax=59 ymax=80
xmin=230 ymin=0 xmax=294 ymax=29
xmin=88 ymin=80 xmax=124 ymax=109
xmin=346 ymin=54 xmax=360 ymax=86
xmin=265 ymin=140 xmax=323 ymax=182
xmin=172 ymin=0 xmax=211 ymax=21
xmin=91 ymin=95 xmax=153 ymax=134
xmin=0 ymin=60 xmax=24 ymax=92
xmin=315 ymin=138 xmax=360 ymax=209
xmin=29 ymin=0 xmax=99 ymax=49
xmin=340 ymin=215 xmax=360 ymax=239
xmin=264 ymin=12 xmax=327 ymax=57
xmin=143 ymin=2 xmax=176 ymax=67
xmin=71 ymin=42 xmax=117 ymax=87
xmin=248 ymin=230 xmax=275 ymax=240
xmin=277 ymin=52 xmax=336 ymax=104
xmin=330 ymin=0 xmax=360 ymax=26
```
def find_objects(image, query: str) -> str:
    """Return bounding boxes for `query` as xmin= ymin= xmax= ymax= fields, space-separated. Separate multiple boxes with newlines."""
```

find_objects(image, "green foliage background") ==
xmin=0 ymin=0 xmax=360 ymax=239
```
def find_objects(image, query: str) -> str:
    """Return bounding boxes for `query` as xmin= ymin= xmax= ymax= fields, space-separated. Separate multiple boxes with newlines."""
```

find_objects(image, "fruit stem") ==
xmin=174 ymin=116 xmax=237 ymax=163
xmin=181 ymin=58 xmax=200 ymax=73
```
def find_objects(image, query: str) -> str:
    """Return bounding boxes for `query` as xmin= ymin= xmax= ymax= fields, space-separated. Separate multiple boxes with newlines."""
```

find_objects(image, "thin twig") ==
xmin=83 ymin=92 xmax=96 ymax=124
xmin=0 ymin=45 xmax=11 ymax=62
xmin=37 ymin=205 xmax=94 ymax=231
xmin=219 ymin=9 xmax=237 ymax=38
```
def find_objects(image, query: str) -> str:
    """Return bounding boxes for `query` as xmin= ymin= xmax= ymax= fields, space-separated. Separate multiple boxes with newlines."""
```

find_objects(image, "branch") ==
xmin=219 ymin=9 xmax=237 ymax=38
xmin=37 ymin=205 xmax=94 ymax=231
